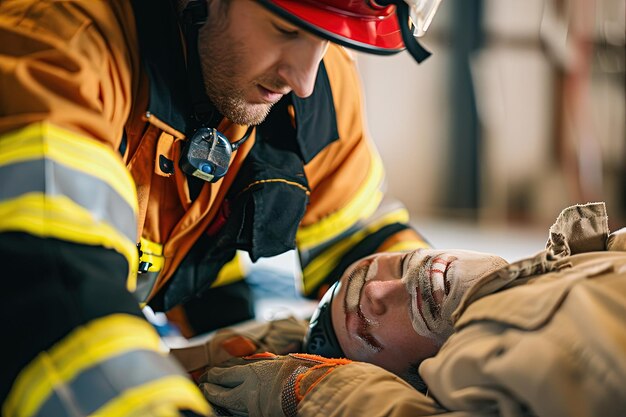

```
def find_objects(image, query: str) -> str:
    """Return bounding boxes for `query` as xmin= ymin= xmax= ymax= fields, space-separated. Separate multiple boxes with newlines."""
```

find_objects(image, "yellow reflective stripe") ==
xmin=0 ymin=194 xmax=138 ymax=291
xmin=0 ymin=122 xmax=137 ymax=210
xmin=302 ymin=208 xmax=409 ymax=295
xmin=211 ymin=252 xmax=247 ymax=288
xmin=92 ymin=376 xmax=210 ymax=417
xmin=3 ymin=315 xmax=161 ymax=417
xmin=383 ymin=240 xmax=430 ymax=253
xmin=140 ymin=237 xmax=164 ymax=255
xmin=297 ymin=152 xmax=384 ymax=251
xmin=139 ymin=237 xmax=164 ymax=273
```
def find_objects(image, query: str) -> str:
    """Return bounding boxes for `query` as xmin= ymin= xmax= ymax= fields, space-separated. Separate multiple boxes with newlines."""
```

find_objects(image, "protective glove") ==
xmin=169 ymin=317 xmax=308 ymax=380
xmin=199 ymin=353 xmax=352 ymax=417
xmin=248 ymin=316 xmax=309 ymax=354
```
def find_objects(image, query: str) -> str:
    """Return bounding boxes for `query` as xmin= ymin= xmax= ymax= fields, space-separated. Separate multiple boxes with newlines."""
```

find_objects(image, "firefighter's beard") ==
xmin=198 ymin=21 xmax=280 ymax=126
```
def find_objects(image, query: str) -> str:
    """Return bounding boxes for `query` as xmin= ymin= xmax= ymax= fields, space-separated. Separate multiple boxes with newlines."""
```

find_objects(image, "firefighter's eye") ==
xmin=273 ymin=23 xmax=298 ymax=37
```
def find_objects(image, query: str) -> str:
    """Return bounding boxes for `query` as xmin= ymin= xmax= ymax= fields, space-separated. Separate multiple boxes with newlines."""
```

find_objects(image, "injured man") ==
xmin=177 ymin=202 xmax=626 ymax=417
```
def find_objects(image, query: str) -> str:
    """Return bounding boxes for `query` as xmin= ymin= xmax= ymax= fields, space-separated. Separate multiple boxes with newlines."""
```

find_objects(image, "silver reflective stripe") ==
xmin=34 ymin=350 xmax=185 ymax=417
xmin=0 ymin=159 xmax=135 ymax=242
xmin=134 ymin=271 xmax=159 ymax=302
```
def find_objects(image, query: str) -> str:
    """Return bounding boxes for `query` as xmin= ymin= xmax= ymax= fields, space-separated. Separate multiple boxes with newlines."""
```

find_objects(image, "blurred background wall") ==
xmin=357 ymin=0 xmax=625 ymax=234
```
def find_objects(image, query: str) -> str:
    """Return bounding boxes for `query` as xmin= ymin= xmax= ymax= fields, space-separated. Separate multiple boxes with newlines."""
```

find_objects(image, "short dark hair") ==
xmin=403 ymin=361 xmax=428 ymax=394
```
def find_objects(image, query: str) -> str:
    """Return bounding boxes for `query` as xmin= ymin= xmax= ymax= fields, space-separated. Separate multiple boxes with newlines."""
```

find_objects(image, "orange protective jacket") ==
xmin=0 ymin=1 xmax=427 ymax=415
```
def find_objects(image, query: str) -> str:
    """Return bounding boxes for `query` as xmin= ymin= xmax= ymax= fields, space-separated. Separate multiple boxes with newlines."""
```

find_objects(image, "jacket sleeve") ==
xmin=297 ymin=362 xmax=457 ymax=417
xmin=0 ymin=2 xmax=209 ymax=416
xmin=298 ymin=45 xmax=430 ymax=298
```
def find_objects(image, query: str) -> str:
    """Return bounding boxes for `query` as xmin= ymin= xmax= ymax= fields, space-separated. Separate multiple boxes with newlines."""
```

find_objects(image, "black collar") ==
xmin=131 ymin=0 xmax=197 ymax=134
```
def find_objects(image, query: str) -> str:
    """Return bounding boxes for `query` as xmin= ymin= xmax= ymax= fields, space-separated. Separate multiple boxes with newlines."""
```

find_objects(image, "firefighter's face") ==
xmin=197 ymin=0 xmax=329 ymax=125
xmin=330 ymin=249 xmax=508 ymax=378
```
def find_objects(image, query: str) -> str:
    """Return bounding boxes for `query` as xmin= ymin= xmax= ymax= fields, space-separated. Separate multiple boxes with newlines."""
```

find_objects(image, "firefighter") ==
xmin=0 ymin=0 xmax=441 ymax=415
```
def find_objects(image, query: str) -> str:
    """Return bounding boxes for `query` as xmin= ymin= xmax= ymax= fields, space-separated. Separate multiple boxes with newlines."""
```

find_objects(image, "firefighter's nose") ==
xmin=278 ymin=38 xmax=328 ymax=98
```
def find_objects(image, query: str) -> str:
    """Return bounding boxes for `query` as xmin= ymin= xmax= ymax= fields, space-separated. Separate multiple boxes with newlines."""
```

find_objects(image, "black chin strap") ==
xmin=181 ymin=0 xmax=221 ymax=126
xmin=379 ymin=0 xmax=432 ymax=64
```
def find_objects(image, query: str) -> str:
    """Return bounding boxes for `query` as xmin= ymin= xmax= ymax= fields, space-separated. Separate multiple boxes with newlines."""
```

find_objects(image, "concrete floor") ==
xmin=414 ymin=217 xmax=549 ymax=262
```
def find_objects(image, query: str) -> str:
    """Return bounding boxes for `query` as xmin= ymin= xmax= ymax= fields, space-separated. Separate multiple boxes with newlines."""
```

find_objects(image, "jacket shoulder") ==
xmin=0 ymin=1 xmax=134 ymax=44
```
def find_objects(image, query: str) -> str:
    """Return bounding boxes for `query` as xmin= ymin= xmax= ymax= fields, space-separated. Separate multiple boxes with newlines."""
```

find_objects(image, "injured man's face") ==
xmin=329 ymin=249 xmax=508 ymax=377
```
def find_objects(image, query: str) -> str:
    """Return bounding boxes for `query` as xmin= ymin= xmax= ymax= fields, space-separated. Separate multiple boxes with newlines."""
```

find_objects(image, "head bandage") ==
xmin=401 ymin=254 xmax=498 ymax=345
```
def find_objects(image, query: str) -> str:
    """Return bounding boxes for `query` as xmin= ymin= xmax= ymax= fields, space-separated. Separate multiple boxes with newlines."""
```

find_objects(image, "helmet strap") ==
xmin=378 ymin=0 xmax=432 ymax=63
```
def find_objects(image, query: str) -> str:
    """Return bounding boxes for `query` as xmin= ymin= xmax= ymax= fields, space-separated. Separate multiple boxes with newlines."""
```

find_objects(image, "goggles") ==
xmin=405 ymin=0 xmax=443 ymax=38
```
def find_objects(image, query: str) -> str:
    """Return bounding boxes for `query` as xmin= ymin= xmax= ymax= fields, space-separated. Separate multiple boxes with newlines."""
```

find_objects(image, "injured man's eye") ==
xmin=304 ymin=249 xmax=508 ymax=380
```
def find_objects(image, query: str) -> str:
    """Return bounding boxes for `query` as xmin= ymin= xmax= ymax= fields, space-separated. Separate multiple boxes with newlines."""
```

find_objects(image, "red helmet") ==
xmin=257 ymin=0 xmax=443 ymax=63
